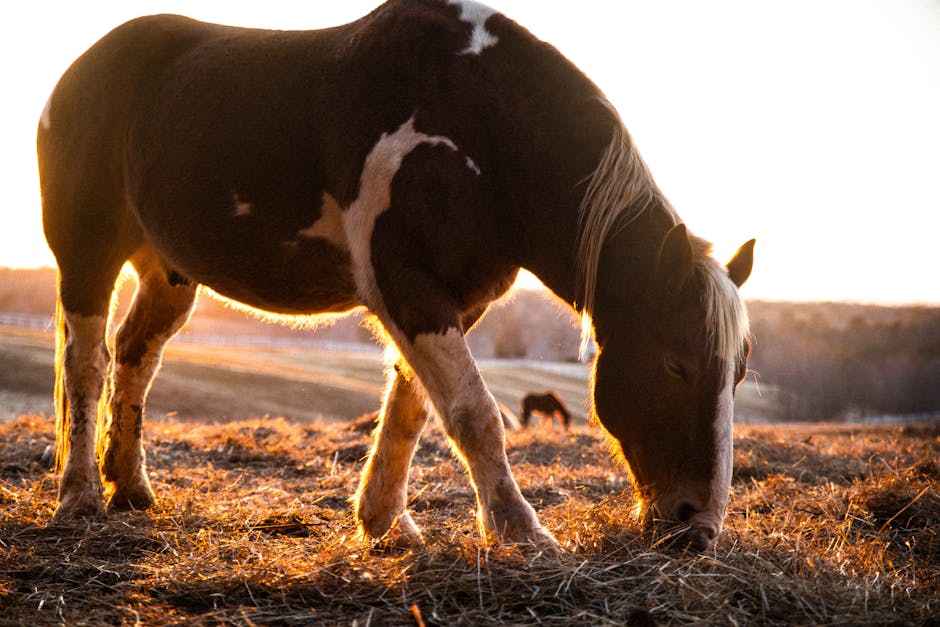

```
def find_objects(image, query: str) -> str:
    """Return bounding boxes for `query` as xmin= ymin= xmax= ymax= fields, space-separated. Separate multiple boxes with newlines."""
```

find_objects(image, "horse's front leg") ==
xmin=354 ymin=360 xmax=431 ymax=546
xmin=405 ymin=327 xmax=557 ymax=547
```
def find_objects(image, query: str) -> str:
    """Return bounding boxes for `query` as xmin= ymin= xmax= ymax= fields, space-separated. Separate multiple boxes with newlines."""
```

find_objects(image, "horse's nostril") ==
xmin=676 ymin=502 xmax=698 ymax=523
xmin=687 ymin=524 xmax=718 ymax=551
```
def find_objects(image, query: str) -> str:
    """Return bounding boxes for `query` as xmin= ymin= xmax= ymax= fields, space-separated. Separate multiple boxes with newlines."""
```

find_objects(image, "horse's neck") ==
xmin=505 ymin=128 xmax=612 ymax=306
xmin=525 ymin=191 xmax=677 ymax=339
xmin=472 ymin=33 xmax=675 ymax=312
xmin=512 ymin=151 xmax=676 ymax=319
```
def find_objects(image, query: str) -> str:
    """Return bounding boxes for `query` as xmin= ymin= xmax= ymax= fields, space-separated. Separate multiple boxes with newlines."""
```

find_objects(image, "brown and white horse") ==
xmin=521 ymin=392 xmax=572 ymax=430
xmin=38 ymin=0 xmax=754 ymax=550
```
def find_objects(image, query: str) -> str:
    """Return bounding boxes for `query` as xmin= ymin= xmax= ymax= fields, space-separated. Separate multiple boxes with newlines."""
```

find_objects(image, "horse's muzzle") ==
xmin=649 ymin=499 xmax=723 ymax=550
xmin=680 ymin=507 xmax=722 ymax=550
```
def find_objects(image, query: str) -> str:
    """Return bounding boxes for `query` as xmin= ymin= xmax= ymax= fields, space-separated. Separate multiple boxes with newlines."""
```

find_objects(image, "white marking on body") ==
xmin=340 ymin=116 xmax=551 ymax=543
xmin=465 ymin=155 xmax=481 ymax=176
xmin=342 ymin=115 xmax=457 ymax=306
xmin=232 ymin=193 xmax=254 ymax=216
xmin=40 ymin=93 xmax=54 ymax=130
xmin=297 ymin=192 xmax=348 ymax=249
xmin=448 ymin=0 xmax=499 ymax=55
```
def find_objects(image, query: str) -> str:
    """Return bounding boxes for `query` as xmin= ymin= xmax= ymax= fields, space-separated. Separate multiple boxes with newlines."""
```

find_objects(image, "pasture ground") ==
xmin=1 ymin=413 xmax=938 ymax=625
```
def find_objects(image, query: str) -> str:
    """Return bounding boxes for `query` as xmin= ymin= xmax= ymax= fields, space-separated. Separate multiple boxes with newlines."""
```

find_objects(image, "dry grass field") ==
xmin=0 ymin=325 xmax=938 ymax=624
xmin=1 ymin=414 xmax=938 ymax=625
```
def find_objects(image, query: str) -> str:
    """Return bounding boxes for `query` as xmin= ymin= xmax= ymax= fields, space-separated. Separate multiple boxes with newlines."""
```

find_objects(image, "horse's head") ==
xmin=592 ymin=223 xmax=754 ymax=549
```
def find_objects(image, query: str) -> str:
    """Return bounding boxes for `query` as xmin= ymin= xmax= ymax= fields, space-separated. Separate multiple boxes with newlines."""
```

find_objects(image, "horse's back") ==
xmin=39 ymin=1 xmax=523 ymax=316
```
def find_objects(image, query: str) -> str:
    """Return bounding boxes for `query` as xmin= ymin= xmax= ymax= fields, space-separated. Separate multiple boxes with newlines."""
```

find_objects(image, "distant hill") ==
xmin=3 ymin=267 xmax=939 ymax=420
xmin=747 ymin=301 xmax=940 ymax=420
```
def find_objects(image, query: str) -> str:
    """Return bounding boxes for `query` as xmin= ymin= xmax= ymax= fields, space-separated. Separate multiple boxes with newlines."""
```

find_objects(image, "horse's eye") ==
xmin=665 ymin=359 xmax=688 ymax=381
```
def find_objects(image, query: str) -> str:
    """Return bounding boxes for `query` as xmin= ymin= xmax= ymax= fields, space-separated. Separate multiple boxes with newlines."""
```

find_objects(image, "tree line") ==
xmin=747 ymin=301 xmax=940 ymax=421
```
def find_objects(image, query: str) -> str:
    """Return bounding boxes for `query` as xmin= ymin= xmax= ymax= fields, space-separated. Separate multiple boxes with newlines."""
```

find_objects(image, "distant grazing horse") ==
xmin=521 ymin=392 xmax=572 ymax=430
xmin=38 ymin=0 xmax=754 ymax=550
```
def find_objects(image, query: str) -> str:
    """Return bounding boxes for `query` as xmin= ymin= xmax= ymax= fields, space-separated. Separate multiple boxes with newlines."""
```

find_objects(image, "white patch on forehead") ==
xmin=342 ymin=116 xmax=458 ymax=306
xmin=40 ymin=93 xmax=54 ymax=130
xmin=298 ymin=192 xmax=348 ymax=250
xmin=448 ymin=0 xmax=499 ymax=55
xmin=232 ymin=193 xmax=254 ymax=216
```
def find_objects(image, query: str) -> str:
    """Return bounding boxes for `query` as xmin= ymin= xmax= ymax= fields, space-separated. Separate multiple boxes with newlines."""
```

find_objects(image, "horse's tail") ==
xmin=52 ymin=281 xmax=68 ymax=473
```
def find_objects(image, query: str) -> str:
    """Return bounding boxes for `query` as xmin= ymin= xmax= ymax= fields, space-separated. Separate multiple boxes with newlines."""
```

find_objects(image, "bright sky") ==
xmin=3 ymin=1 xmax=939 ymax=304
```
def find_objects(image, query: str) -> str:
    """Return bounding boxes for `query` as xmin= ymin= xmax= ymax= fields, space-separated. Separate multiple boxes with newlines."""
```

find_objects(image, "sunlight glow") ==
xmin=4 ymin=1 xmax=939 ymax=304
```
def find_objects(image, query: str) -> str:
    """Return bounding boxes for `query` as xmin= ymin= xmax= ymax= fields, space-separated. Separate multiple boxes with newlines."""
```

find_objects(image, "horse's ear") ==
xmin=726 ymin=239 xmax=756 ymax=287
xmin=658 ymin=223 xmax=693 ymax=293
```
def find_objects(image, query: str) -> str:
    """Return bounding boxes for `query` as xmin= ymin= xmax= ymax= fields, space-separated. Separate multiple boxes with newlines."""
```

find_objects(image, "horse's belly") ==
xmin=134 ymin=192 xmax=360 ymax=316
xmin=192 ymin=239 xmax=361 ymax=316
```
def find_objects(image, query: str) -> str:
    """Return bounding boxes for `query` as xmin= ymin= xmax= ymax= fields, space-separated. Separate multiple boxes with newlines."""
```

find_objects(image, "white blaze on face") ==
xmin=448 ymin=0 xmax=499 ymax=55
xmin=709 ymin=371 xmax=736 ymax=519
xmin=297 ymin=192 xmax=349 ymax=250
xmin=341 ymin=116 xmax=457 ymax=306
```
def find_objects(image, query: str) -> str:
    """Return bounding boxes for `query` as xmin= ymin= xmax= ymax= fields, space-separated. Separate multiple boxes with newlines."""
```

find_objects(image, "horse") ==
xmin=38 ymin=0 xmax=754 ymax=550
xmin=521 ymin=392 xmax=572 ymax=430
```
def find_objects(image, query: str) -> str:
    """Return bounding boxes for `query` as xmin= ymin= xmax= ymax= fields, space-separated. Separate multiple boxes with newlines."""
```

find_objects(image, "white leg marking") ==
xmin=112 ymin=307 xmax=188 ymax=429
xmin=57 ymin=312 xmax=109 ymax=516
xmin=405 ymin=328 xmax=552 ymax=544
xmin=342 ymin=115 xmax=457 ymax=307
xmin=106 ymin=306 xmax=191 ymax=507
xmin=355 ymin=368 xmax=430 ymax=544
xmin=448 ymin=0 xmax=500 ymax=55
xmin=40 ymin=92 xmax=54 ymax=130
xmin=297 ymin=192 xmax=349 ymax=249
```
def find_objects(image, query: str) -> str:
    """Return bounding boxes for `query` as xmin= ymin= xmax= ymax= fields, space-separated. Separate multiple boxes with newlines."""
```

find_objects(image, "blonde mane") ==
xmin=690 ymin=238 xmax=751 ymax=367
xmin=575 ymin=98 xmax=748 ymax=366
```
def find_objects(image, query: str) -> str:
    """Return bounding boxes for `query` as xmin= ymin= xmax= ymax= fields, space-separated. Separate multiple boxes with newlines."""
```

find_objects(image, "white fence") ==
xmin=0 ymin=313 xmax=53 ymax=330
xmin=0 ymin=312 xmax=381 ymax=354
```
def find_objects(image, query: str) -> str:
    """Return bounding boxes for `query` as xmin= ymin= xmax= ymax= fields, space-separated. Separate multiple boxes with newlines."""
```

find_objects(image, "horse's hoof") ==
xmin=361 ymin=510 xmax=424 ymax=550
xmin=53 ymin=491 xmax=106 ymax=521
xmin=107 ymin=485 xmax=156 ymax=512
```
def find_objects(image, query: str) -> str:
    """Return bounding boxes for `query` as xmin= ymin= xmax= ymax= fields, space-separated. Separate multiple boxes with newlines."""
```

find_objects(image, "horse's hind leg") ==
xmin=354 ymin=359 xmax=430 ymax=546
xmin=53 ymin=263 xmax=126 ymax=520
xmin=55 ymin=311 xmax=111 ymax=519
xmin=103 ymin=248 xmax=197 ymax=511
